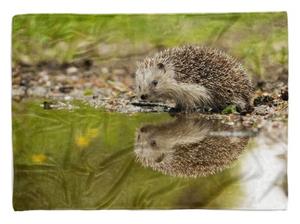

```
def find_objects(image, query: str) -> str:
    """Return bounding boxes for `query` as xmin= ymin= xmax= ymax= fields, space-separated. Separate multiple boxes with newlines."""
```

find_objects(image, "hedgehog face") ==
xmin=134 ymin=118 xmax=210 ymax=166
xmin=134 ymin=125 xmax=174 ymax=164
xmin=135 ymin=62 xmax=176 ymax=102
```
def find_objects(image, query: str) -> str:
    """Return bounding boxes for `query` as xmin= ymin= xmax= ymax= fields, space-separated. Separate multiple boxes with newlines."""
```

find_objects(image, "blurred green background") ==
xmin=13 ymin=13 xmax=288 ymax=80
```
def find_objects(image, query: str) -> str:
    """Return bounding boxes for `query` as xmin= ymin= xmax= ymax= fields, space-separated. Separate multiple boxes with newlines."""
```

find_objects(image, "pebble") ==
xmin=56 ymin=74 xmax=67 ymax=82
xmin=254 ymin=105 xmax=274 ymax=116
xmin=12 ymin=86 xmax=26 ymax=96
xmin=101 ymin=67 xmax=109 ymax=74
xmin=71 ymin=75 xmax=79 ymax=81
xmin=45 ymin=81 xmax=52 ymax=87
xmin=59 ymin=86 xmax=74 ymax=93
xmin=64 ymin=95 xmax=73 ymax=101
xmin=38 ymin=71 xmax=49 ymax=80
xmin=27 ymin=86 xmax=48 ymax=97
xmin=66 ymin=66 xmax=78 ymax=75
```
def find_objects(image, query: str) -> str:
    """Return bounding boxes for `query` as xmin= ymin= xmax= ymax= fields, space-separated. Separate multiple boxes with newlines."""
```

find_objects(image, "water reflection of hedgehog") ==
xmin=135 ymin=46 xmax=253 ymax=112
xmin=134 ymin=116 xmax=249 ymax=177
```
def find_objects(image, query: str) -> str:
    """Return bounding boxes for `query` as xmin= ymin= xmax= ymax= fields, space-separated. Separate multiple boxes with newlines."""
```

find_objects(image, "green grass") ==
xmin=12 ymin=12 xmax=288 ymax=78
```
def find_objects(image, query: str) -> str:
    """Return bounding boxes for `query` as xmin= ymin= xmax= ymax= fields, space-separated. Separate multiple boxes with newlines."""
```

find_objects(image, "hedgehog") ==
xmin=134 ymin=115 xmax=249 ymax=177
xmin=135 ymin=45 xmax=254 ymax=112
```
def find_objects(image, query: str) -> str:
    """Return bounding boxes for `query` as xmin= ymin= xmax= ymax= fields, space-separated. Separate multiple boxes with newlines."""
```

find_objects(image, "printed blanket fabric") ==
xmin=12 ymin=12 xmax=288 ymax=210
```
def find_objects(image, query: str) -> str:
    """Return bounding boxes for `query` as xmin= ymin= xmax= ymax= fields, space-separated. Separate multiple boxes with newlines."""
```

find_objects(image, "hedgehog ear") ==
xmin=157 ymin=63 xmax=166 ymax=73
xmin=157 ymin=63 xmax=164 ymax=69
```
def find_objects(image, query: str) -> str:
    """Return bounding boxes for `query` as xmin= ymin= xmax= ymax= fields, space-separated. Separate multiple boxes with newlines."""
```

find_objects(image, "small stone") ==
xmin=59 ymin=86 xmax=74 ymax=93
xmin=101 ymin=67 xmax=109 ymax=74
xmin=12 ymin=86 xmax=26 ymax=97
xmin=66 ymin=66 xmax=78 ymax=75
xmin=71 ymin=75 xmax=79 ymax=81
xmin=27 ymin=86 xmax=48 ymax=97
xmin=254 ymin=105 xmax=274 ymax=116
xmin=64 ymin=95 xmax=73 ymax=101
xmin=56 ymin=74 xmax=67 ymax=82
xmin=45 ymin=81 xmax=52 ymax=87
xmin=38 ymin=71 xmax=49 ymax=79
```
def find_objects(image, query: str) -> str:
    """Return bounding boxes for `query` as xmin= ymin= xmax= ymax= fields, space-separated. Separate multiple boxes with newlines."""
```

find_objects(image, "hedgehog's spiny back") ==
xmin=159 ymin=46 xmax=253 ymax=109
xmin=159 ymin=46 xmax=239 ymax=81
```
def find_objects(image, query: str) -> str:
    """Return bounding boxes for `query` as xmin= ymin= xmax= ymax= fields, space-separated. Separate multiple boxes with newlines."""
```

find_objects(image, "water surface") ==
xmin=12 ymin=100 xmax=287 ymax=210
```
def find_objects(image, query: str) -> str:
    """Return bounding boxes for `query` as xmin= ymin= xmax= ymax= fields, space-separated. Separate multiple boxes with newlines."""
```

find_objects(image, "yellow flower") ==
xmin=86 ymin=128 xmax=99 ymax=138
xmin=31 ymin=154 xmax=47 ymax=164
xmin=75 ymin=136 xmax=89 ymax=148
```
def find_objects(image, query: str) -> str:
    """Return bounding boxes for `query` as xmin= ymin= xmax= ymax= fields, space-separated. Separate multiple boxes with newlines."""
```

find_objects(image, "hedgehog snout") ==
xmin=140 ymin=94 xmax=149 ymax=100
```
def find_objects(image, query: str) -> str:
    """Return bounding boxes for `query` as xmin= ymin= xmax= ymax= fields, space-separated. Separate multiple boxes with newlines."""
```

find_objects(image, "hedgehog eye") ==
xmin=150 ymin=140 xmax=157 ymax=147
xmin=157 ymin=63 xmax=164 ymax=69
xmin=138 ymin=86 xmax=141 ymax=90
xmin=152 ymin=80 xmax=158 ymax=87
xmin=140 ymin=126 xmax=147 ymax=133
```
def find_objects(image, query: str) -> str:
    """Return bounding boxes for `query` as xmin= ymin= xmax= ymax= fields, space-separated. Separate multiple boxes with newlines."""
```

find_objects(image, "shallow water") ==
xmin=12 ymin=100 xmax=287 ymax=210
